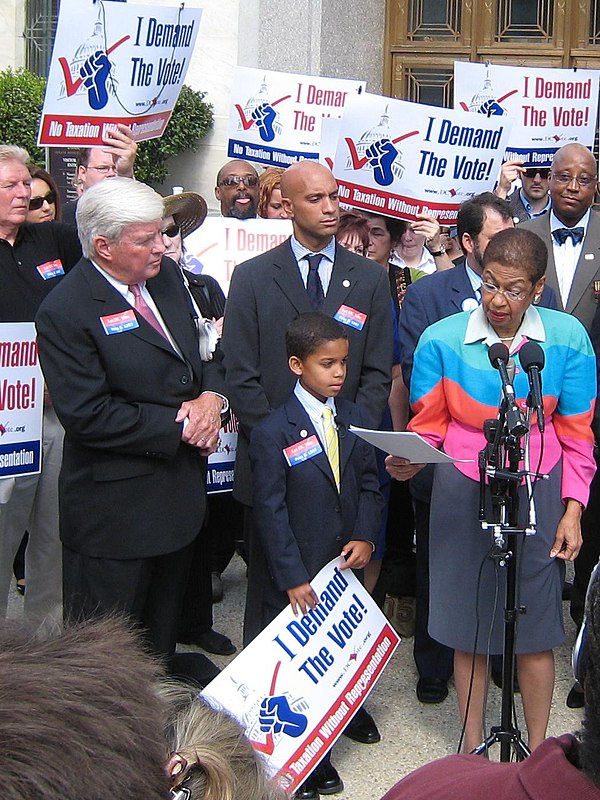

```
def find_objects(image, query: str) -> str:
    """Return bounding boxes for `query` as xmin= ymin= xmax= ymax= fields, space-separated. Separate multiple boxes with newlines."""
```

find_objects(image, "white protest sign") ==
xmin=206 ymin=413 xmax=238 ymax=494
xmin=38 ymin=0 xmax=201 ymax=146
xmin=202 ymin=557 xmax=399 ymax=795
xmin=333 ymin=92 xmax=511 ymax=224
xmin=0 ymin=324 xmax=44 ymax=480
xmin=227 ymin=67 xmax=366 ymax=167
xmin=184 ymin=217 xmax=293 ymax=294
xmin=454 ymin=62 xmax=600 ymax=166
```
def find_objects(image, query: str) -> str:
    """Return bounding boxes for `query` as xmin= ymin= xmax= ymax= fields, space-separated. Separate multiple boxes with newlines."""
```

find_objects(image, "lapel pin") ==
xmin=300 ymin=429 xmax=308 ymax=438
xmin=342 ymin=279 xmax=350 ymax=288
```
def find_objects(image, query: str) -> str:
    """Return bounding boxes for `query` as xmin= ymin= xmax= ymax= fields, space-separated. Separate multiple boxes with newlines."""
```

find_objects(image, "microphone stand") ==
xmin=472 ymin=399 xmax=547 ymax=762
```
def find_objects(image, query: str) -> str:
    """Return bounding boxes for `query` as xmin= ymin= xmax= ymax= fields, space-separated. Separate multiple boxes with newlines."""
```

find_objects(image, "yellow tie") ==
xmin=322 ymin=406 xmax=340 ymax=490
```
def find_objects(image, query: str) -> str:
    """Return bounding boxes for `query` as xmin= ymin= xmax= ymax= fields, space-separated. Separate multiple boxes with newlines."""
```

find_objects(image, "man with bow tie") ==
xmin=522 ymin=143 xmax=600 ymax=331
xmin=524 ymin=143 xmax=600 ymax=710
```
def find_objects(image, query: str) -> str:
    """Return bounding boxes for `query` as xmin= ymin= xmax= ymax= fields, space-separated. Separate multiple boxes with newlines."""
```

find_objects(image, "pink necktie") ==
xmin=129 ymin=283 xmax=168 ymax=340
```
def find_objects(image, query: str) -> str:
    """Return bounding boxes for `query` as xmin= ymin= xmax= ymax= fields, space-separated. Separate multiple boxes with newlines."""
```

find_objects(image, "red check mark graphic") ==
xmin=345 ymin=129 xmax=420 ymax=170
xmin=251 ymin=660 xmax=282 ymax=756
xmin=234 ymin=94 xmax=292 ymax=130
xmin=59 ymin=35 xmax=130 ymax=98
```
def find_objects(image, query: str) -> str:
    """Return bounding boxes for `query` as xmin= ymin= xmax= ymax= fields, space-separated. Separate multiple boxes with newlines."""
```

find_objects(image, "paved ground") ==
xmin=8 ymin=555 xmax=584 ymax=799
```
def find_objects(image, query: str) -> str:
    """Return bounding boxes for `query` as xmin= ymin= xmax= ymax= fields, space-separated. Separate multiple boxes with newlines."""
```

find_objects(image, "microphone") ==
xmin=488 ymin=343 xmax=529 ymax=438
xmin=519 ymin=341 xmax=545 ymax=433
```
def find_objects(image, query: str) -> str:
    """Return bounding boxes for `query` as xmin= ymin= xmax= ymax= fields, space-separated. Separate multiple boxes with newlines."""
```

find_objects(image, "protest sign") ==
xmin=454 ymin=62 xmax=599 ymax=166
xmin=333 ymin=92 xmax=511 ymax=224
xmin=201 ymin=557 xmax=399 ymax=795
xmin=207 ymin=413 xmax=238 ymax=494
xmin=184 ymin=217 xmax=293 ymax=294
xmin=227 ymin=67 xmax=366 ymax=167
xmin=38 ymin=0 xmax=201 ymax=146
xmin=0 ymin=324 xmax=43 ymax=479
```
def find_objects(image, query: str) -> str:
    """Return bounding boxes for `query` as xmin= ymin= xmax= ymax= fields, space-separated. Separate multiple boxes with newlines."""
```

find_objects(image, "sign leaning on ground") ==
xmin=202 ymin=557 xmax=400 ymax=796
xmin=38 ymin=0 xmax=201 ymax=146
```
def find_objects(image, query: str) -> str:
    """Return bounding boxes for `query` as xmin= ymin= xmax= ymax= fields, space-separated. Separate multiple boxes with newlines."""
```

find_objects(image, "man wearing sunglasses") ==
xmin=214 ymin=159 xmax=260 ymax=219
xmin=495 ymin=159 xmax=551 ymax=224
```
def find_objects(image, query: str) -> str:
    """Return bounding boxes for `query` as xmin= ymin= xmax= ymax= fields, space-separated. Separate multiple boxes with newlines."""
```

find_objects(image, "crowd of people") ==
xmin=1 ymin=120 xmax=600 ymax=800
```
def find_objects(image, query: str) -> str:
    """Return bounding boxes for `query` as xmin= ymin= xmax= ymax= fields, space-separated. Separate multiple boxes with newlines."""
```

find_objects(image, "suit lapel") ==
xmin=285 ymin=396 xmax=339 ymax=489
xmin=272 ymin=241 xmax=314 ymax=314
xmin=450 ymin=261 xmax=477 ymax=312
xmin=336 ymin=402 xmax=358 ymax=480
xmin=82 ymin=259 xmax=186 ymax=361
xmin=323 ymin=247 xmax=355 ymax=316
xmin=566 ymin=211 xmax=600 ymax=314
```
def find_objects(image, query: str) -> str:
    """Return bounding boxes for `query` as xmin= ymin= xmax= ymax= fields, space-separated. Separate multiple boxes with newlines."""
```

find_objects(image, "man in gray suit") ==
xmin=523 ymin=143 xmax=600 ymax=708
xmin=222 ymin=162 xmax=392 ymax=794
xmin=522 ymin=143 xmax=600 ymax=331
xmin=222 ymin=160 xmax=393 ymax=511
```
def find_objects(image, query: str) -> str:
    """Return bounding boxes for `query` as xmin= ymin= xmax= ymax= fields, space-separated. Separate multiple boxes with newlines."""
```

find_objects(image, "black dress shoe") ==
xmin=169 ymin=652 xmax=220 ymax=688
xmin=343 ymin=708 xmax=381 ymax=744
xmin=310 ymin=761 xmax=343 ymax=795
xmin=294 ymin=781 xmax=319 ymax=800
xmin=416 ymin=677 xmax=449 ymax=704
xmin=566 ymin=682 xmax=585 ymax=709
xmin=179 ymin=628 xmax=236 ymax=655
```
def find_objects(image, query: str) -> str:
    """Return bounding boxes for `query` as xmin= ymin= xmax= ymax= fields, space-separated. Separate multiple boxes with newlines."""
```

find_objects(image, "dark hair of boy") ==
xmin=285 ymin=311 xmax=348 ymax=361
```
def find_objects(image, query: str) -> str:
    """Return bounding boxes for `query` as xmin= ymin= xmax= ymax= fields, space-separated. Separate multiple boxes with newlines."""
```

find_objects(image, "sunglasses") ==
xmin=219 ymin=175 xmax=259 ymax=188
xmin=523 ymin=168 xmax=550 ymax=179
xmin=161 ymin=223 xmax=180 ymax=238
xmin=29 ymin=191 xmax=57 ymax=211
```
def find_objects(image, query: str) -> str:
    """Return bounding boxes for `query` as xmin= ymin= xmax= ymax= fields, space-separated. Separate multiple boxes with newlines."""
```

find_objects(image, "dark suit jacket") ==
xmin=222 ymin=238 xmax=393 ymax=505
xmin=398 ymin=258 xmax=558 ymax=386
xmin=246 ymin=395 xmax=383 ymax=640
xmin=522 ymin=210 xmax=600 ymax=331
xmin=35 ymin=257 xmax=225 ymax=559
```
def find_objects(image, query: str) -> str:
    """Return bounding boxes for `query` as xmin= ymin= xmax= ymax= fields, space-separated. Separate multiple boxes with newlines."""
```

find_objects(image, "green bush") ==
xmin=135 ymin=85 xmax=214 ymax=186
xmin=0 ymin=67 xmax=213 ymax=185
xmin=0 ymin=67 xmax=46 ymax=163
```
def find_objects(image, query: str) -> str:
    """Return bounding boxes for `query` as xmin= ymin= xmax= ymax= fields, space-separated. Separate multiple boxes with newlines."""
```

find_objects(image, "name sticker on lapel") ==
xmin=100 ymin=310 xmax=139 ymax=335
xmin=334 ymin=304 xmax=367 ymax=331
xmin=36 ymin=259 xmax=65 ymax=280
xmin=283 ymin=434 xmax=322 ymax=467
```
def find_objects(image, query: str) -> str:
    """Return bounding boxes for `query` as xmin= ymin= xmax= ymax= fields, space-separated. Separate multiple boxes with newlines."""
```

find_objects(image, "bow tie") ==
xmin=552 ymin=227 xmax=585 ymax=245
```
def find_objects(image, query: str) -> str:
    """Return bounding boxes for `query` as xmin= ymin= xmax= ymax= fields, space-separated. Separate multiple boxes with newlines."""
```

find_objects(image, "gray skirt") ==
xmin=428 ymin=462 xmax=565 ymax=654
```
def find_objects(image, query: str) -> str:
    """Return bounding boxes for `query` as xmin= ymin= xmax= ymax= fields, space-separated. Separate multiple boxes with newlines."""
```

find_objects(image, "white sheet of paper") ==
xmin=349 ymin=426 xmax=473 ymax=464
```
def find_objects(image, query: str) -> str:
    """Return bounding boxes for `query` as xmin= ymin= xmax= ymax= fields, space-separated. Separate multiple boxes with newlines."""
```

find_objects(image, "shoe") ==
xmin=343 ymin=708 xmax=381 ymax=744
xmin=179 ymin=628 xmax=236 ymax=656
xmin=566 ymin=682 xmax=585 ymax=709
xmin=211 ymin=571 xmax=223 ymax=603
xmin=491 ymin=666 xmax=520 ymax=694
xmin=16 ymin=579 xmax=25 ymax=596
xmin=416 ymin=677 xmax=449 ymax=704
xmin=310 ymin=761 xmax=343 ymax=795
xmin=169 ymin=652 xmax=220 ymax=688
xmin=294 ymin=781 xmax=319 ymax=800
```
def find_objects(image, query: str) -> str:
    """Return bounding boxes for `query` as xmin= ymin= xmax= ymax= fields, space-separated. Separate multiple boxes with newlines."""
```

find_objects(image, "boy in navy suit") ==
xmin=248 ymin=312 xmax=383 ymax=799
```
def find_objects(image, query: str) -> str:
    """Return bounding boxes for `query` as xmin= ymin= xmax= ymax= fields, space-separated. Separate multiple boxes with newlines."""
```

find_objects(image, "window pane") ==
xmin=496 ymin=0 xmax=553 ymax=42
xmin=408 ymin=0 xmax=461 ymax=40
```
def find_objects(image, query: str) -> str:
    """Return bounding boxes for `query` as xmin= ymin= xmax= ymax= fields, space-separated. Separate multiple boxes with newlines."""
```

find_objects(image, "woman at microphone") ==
xmin=387 ymin=227 xmax=596 ymax=753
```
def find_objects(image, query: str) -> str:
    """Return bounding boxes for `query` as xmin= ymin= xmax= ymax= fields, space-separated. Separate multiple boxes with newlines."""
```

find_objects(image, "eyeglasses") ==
xmin=29 ymin=191 xmax=57 ymax=211
xmin=218 ymin=175 xmax=259 ymax=188
xmin=161 ymin=223 xmax=180 ymax=238
xmin=481 ymin=281 xmax=531 ymax=302
xmin=86 ymin=164 xmax=117 ymax=174
xmin=523 ymin=168 xmax=550 ymax=179
xmin=551 ymin=172 xmax=597 ymax=188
